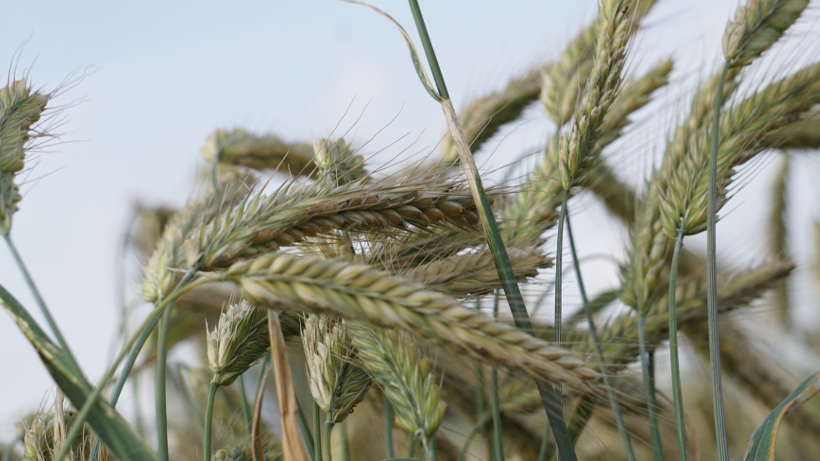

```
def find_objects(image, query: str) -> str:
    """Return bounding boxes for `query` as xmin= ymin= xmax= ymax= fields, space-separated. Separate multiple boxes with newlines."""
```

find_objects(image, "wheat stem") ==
xmin=239 ymin=375 xmax=253 ymax=438
xmin=638 ymin=313 xmax=665 ymax=461
xmin=340 ymin=421 xmax=349 ymax=461
xmin=324 ymin=413 xmax=334 ymax=461
xmin=3 ymin=234 xmax=81 ymax=374
xmin=490 ymin=292 xmax=505 ymax=461
xmin=668 ymin=225 xmax=688 ymax=461
xmin=313 ymin=401 xmax=323 ymax=461
xmin=565 ymin=214 xmax=636 ymax=460
xmin=537 ymin=422 xmax=550 ymax=461
xmin=554 ymin=188 xmax=569 ymax=412
xmin=203 ymin=381 xmax=219 ymax=461
xmin=156 ymin=303 xmax=173 ymax=460
xmin=403 ymin=2 xmax=576 ymax=456
xmin=705 ymin=61 xmax=731 ymax=461
xmin=384 ymin=395 xmax=394 ymax=458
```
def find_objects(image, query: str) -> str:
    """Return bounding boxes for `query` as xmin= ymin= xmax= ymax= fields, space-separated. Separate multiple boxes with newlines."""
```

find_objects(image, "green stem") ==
xmin=490 ymin=292 xmax=504 ymax=461
xmin=324 ymin=415 xmax=334 ymax=461
xmin=707 ymin=61 xmax=731 ymax=461
xmin=420 ymin=436 xmax=434 ymax=461
xmin=565 ymin=214 xmax=636 ymax=461
xmin=554 ymin=189 xmax=569 ymax=407
xmin=668 ymin=225 xmax=689 ymax=461
xmin=156 ymin=302 xmax=173 ymax=460
xmin=132 ymin=377 xmax=146 ymax=438
xmin=340 ymin=421 xmax=349 ymax=461
xmin=3 ymin=234 xmax=81 ymax=373
xmin=314 ymin=401 xmax=323 ymax=461
xmin=638 ymin=313 xmax=666 ymax=461
xmin=296 ymin=399 xmax=316 ymax=460
xmin=203 ymin=382 xmax=219 ymax=461
xmin=239 ymin=374 xmax=253 ymax=438
xmin=537 ymin=422 xmax=550 ymax=461
xmin=405 ymin=2 xmax=576 ymax=458
xmin=407 ymin=434 xmax=416 ymax=458
xmin=82 ymin=269 xmax=203 ymax=461
xmin=384 ymin=394 xmax=394 ymax=458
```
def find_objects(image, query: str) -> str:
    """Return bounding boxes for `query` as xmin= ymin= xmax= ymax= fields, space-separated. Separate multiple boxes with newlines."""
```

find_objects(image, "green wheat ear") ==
xmin=207 ymin=299 xmax=270 ymax=386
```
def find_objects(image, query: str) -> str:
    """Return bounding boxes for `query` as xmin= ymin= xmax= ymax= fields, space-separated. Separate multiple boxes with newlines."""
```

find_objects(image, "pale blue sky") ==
xmin=2 ymin=0 xmax=820 ymax=440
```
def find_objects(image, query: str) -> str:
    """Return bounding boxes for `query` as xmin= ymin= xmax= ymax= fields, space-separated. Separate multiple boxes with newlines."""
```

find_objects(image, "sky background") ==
xmin=2 ymin=0 xmax=820 ymax=441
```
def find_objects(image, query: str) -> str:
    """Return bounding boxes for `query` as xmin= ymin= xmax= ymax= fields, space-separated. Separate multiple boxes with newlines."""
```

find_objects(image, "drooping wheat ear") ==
xmin=349 ymin=326 xmax=446 ymax=441
xmin=186 ymin=176 xmax=483 ymax=270
xmin=302 ymin=315 xmax=372 ymax=423
xmin=658 ymin=62 xmax=820 ymax=238
xmin=557 ymin=0 xmax=639 ymax=190
xmin=597 ymin=260 xmax=793 ymax=369
xmin=313 ymin=138 xmax=367 ymax=186
xmin=440 ymin=65 xmax=546 ymax=165
xmin=203 ymin=128 xmax=316 ymax=177
xmin=211 ymin=447 xmax=252 ymax=461
xmin=22 ymin=407 xmax=101 ymax=461
xmin=366 ymin=229 xmax=485 ymax=271
xmin=404 ymin=247 xmax=551 ymax=297
xmin=722 ymin=0 xmax=809 ymax=68
xmin=141 ymin=168 xmax=252 ymax=302
xmin=0 ymin=79 xmax=51 ymax=234
xmin=206 ymin=299 xmax=270 ymax=386
xmin=502 ymin=60 xmax=669 ymax=249
xmin=221 ymin=252 xmax=601 ymax=390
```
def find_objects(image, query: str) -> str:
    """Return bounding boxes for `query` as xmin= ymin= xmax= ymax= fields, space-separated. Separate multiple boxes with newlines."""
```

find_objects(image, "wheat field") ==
xmin=2 ymin=0 xmax=820 ymax=460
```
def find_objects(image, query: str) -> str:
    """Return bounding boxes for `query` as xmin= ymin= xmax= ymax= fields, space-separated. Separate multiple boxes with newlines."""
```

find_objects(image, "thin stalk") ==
xmin=79 ymin=270 xmax=204 ymax=461
xmin=156 ymin=302 xmax=173 ymax=460
xmin=340 ymin=421 xmax=349 ymax=461
xmin=132 ymin=377 xmax=146 ymax=438
xmin=420 ymin=436 xmax=434 ymax=461
xmin=405 ymin=2 xmax=576 ymax=458
xmin=239 ymin=375 xmax=253 ymax=438
xmin=407 ymin=435 xmax=415 ymax=458
xmin=384 ymin=394 xmax=394 ymax=458
xmin=296 ymin=400 xmax=316 ymax=460
xmin=554 ymin=189 xmax=569 ymax=406
xmin=490 ymin=291 xmax=504 ymax=461
xmin=4 ymin=234 xmax=80 ymax=373
xmin=565 ymin=214 xmax=636 ymax=461
xmin=324 ymin=413 xmax=334 ymax=461
xmin=314 ymin=401 xmax=323 ymax=461
xmin=668 ymin=225 xmax=689 ymax=461
xmin=638 ymin=313 xmax=665 ymax=461
xmin=707 ymin=61 xmax=731 ymax=461
xmin=537 ymin=423 xmax=550 ymax=461
xmin=203 ymin=381 xmax=219 ymax=461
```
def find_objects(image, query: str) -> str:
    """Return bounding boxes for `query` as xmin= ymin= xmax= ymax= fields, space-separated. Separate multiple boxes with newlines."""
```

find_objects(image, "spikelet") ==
xmin=223 ymin=252 xmax=601 ymax=390
xmin=764 ymin=108 xmax=820 ymax=150
xmin=0 ymin=79 xmax=51 ymax=234
xmin=349 ymin=326 xmax=447 ymax=440
xmin=185 ymin=176 xmax=482 ymax=270
xmin=302 ymin=315 xmax=372 ymax=423
xmin=658 ymin=62 xmax=820 ymax=237
xmin=203 ymin=128 xmax=316 ymax=177
xmin=313 ymin=138 xmax=366 ymax=186
xmin=722 ymin=0 xmax=808 ymax=68
xmin=21 ymin=404 xmax=103 ymax=461
xmin=557 ymin=0 xmax=638 ymax=189
xmin=541 ymin=23 xmax=597 ymax=126
xmin=206 ymin=300 xmax=270 ymax=386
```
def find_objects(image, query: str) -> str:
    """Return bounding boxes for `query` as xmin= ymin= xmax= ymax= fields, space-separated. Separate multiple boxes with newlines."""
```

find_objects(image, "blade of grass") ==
xmin=565 ymin=214 xmax=636 ymax=460
xmin=638 ymin=314 xmax=665 ymax=461
xmin=252 ymin=366 xmax=269 ymax=461
xmin=0 ymin=283 xmax=158 ymax=461
xmin=239 ymin=374 xmax=253 ymax=438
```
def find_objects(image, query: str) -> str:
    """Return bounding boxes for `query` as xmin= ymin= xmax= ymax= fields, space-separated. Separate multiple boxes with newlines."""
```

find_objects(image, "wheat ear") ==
xmin=203 ymin=128 xmax=316 ymax=177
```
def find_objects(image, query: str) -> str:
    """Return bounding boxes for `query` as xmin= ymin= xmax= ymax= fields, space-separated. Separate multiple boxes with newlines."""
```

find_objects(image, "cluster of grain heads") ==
xmin=221 ymin=251 xmax=601 ymax=390
xmin=210 ymin=447 xmax=251 ymax=461
xmin=0 ymin=79 xmax=50 ymax=234
xmin=722 ymin=0 xmax=809 ymax=68
xmin=184 ymin=176 xmax=482 ymax=271
xmin=302 ymin=315 xmax=372 ymax=424
xmin=202 ymin=128 xmax=316 ymax=177
xmin=349 ymin=326 xmax=446 ymax=457
xmin=21 ymin=403 xmax=104 ymax=461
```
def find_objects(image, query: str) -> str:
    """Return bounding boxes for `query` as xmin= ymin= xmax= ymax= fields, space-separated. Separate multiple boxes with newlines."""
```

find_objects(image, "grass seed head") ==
xmin=207 ymin=299 xmax=270 ymax=386
xmin=203 ymin=128 xmax=316 ymax=177
xmin=722 ymin=0 xmax=809 ymax=68
xmin=313 ymin=138 xmax=366 ymax=186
